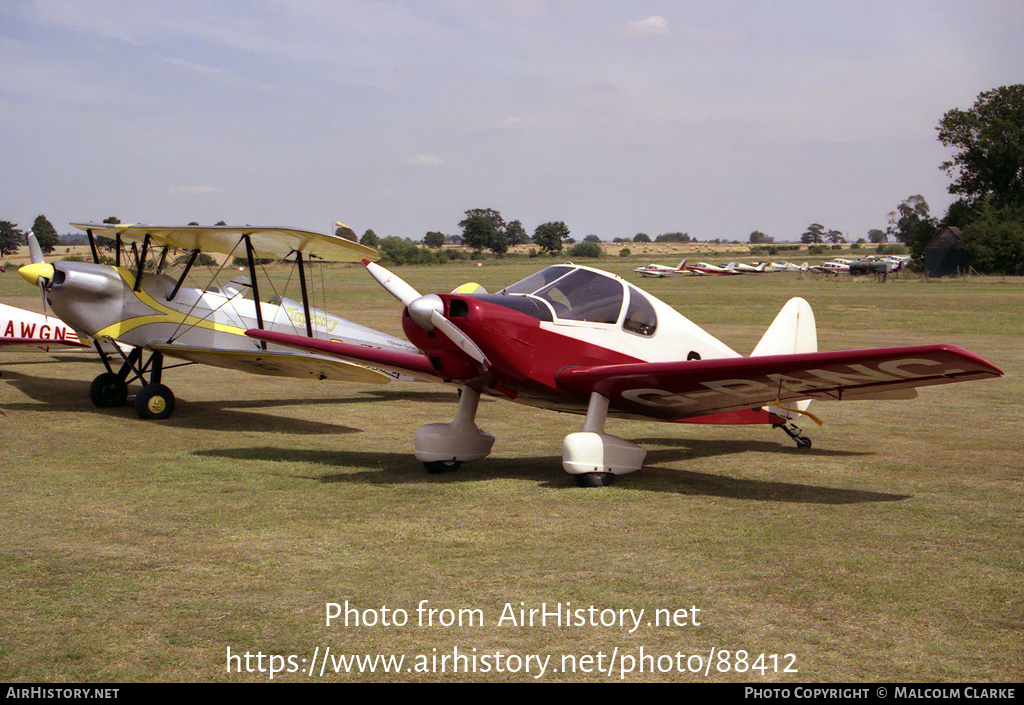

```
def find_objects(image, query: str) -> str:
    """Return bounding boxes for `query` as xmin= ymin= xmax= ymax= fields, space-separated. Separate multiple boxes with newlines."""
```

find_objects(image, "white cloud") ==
xmin=162 ymin=57 xmax=276 ymax=91
xmin=624 ymin=16 xmax=669 ymax=38
xmin=408 ymin=154 xmax=443 ymax=166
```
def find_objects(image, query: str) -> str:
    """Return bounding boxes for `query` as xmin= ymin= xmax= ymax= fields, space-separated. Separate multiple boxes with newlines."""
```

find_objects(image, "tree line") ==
xmin=5 ymin=86 xmax=1022 ymax=272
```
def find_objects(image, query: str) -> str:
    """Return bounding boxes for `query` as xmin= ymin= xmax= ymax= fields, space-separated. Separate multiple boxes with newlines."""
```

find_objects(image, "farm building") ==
xmin=924 ymin=227 xmax=966 ymax=277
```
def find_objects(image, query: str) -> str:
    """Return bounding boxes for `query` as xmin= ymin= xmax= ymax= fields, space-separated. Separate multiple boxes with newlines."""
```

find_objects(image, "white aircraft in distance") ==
xmin=248 ymin=261 xmax=1002 ymax=487
xmin=725 ymin=261 xmax=767 ymax=273
xmin=758 ymin=261 xmax=810 ymax=273
xmin=0 ymin=302 xmax=89 ymax=351
xmin=685 ymin=261 xmax=740 ymax=275
xmin=633 ymin=260 xmax=689 ymax=277
xmin=19 ymin=223 xmax=418 ymax=419
xmin=811 ymin=258 xmax=852 ymax=274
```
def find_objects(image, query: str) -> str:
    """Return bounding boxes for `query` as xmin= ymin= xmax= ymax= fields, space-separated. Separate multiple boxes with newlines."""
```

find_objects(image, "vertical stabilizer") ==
xmin=751 ymin=297 xmax=817 ymax=419
xmin=751 ymin=297 xmax=816 ymax=357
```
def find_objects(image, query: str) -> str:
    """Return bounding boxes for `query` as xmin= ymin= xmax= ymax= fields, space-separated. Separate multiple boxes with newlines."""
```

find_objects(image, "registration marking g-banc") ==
xmin=621 ymin=357 xmax=963 ymax=408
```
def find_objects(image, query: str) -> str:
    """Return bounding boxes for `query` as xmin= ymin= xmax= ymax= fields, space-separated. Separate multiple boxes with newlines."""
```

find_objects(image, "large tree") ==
xmin=800 ymin=224 xmax=826 ymax=244
xmin=31 ymin=215 xmax=59 ymax=255
xmin=937 ymin=84 xmax=1024 ymax=209
xmin=334 ymin=224 xmax=357 ymax=242
xmin=887 ymin=195 xmax=933 ymax=244
xmin=533 ymin=221 xmax=571 ymax=253
xmin=887 ymin=195 xmax=938 ymax=262
xmin=505 ymin=219 xmax=529 ymax=246
xmin=0 ymin=220 xmax=24 ymax=257
xmin=959 ymin=201 xmax=1024 ymax=274
xmin=360 ymin=229 xmax=380 ymax=248
xmin=459 ymin=208 xmax=508 ymax=254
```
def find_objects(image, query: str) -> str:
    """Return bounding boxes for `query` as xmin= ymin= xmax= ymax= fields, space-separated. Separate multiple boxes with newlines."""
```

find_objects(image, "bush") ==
xmin=619 ymin=247 xmax=631 ymax=257
xmin=569 ymin=241 xmax=602 ymax=258
xmin=378 ymin=236 xmax=442 ymax=265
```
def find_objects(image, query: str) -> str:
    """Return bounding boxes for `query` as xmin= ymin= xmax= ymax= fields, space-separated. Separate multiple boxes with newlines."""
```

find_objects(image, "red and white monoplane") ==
xmin=249 ymin=262 xmax=1002 ymax=486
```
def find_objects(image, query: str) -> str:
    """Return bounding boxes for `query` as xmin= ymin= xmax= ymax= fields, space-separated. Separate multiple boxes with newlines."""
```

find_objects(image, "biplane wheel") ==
xmin=89 ymin=373 xmax=128 ymax=408
xmin=574 ymin=472 xmax=614 ymax=488
xmin=135 ymin=384 xmax=175 ymax=420
xmin=423 ymin=460 xmax=462 ymax=474
xmin=796 ymin=436 xmax=812 ymax=450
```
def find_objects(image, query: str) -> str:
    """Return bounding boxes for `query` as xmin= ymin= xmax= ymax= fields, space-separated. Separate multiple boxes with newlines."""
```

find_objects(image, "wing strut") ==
xmin=87 ymin=228 xmax=100 ymax=264
xmin=168 ymin=250 xmax=199 ymax=302
xmin=243 ymin=234 xmax=267 ymax=350
xmin=133 ymin=233 xmax=151 ymax=292
xmin=295 ymin=251 xmax=314 ymax=338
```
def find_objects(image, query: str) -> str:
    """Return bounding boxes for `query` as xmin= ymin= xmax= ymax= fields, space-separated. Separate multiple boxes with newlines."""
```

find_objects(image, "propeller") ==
xmin=21 ymin=232 xmax=53 ymax=313
xmin=363 ymin=259 xmax=490 ymax=367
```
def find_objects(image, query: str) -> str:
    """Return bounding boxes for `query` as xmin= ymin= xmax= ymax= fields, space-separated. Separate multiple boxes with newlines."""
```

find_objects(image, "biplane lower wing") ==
xmin=242 ymin=331 xmax=443 ymax=380
xmin=146 ymin=343 xmax=395 ymax=384
xmin=555 ymin=345 xmax=1003 ymax=421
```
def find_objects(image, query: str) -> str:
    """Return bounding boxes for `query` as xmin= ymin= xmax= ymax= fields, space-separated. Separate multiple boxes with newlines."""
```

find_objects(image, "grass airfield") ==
xmin=0 ymin=257 xmax=1021 ymax=682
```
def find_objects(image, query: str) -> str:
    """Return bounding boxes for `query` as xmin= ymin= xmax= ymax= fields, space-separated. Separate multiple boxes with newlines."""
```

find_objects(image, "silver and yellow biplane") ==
xmin=18 ymin=222 xmax=418 ymax=419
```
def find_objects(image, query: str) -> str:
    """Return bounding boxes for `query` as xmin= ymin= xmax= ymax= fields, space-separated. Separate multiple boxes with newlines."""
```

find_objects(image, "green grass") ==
xmin=0 ymin=262 xmax=1021 ymax=682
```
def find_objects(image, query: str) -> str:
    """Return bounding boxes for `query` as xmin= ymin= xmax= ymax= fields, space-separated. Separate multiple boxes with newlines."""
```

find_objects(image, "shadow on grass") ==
xmin=1 ymin=369 xmax=456 ymax=434
xmin=195 ymin=443 xmax=909 ymax=504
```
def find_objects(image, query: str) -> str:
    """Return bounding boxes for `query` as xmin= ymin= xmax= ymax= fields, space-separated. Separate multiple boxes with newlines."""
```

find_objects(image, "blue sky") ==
xmin=2 ymin=1 xmax=1022 ymax=243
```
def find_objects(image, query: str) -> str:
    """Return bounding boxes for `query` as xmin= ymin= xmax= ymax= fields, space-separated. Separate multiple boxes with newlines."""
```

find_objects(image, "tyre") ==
xmin=89 ymin=373 xmax=128 ymax=408
xmin=134 ymin=384 xmax=175 ymax=420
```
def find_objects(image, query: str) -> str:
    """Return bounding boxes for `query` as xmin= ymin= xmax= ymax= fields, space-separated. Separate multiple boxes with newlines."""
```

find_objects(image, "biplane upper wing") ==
xmin=70 ymin=223 xmax=379 ymax=262
xmin=145 ymin=342 xmax=396 ymax=383
xmin=555 ymin=345 xmax=1003 ymax=421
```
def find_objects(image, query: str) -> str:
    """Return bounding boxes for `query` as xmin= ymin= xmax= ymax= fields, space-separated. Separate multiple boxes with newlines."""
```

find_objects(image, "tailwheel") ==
xmin=775 ymin=421 xmax=812 ymax=450
xmin=574 ymin=472 xmax=614 ymax=488
xmin=89 ymin=372 xmax=128 ymax=408
xmin=423 ymin=460 xmax=462 ymax=475
xmin=135 ymin=384 xmax=175 ymax=420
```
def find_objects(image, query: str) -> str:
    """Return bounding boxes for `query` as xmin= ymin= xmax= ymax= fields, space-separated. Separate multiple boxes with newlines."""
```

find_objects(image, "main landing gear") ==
xmin=562 ymin=392 xmax=646 ymax=487
xmin=89 ymin=345 xmax=176 ymax=420
xmin=414 ymin=386 xmax=495 ymax=472
xmin=414 ymin=389 xmax=647 ymax=487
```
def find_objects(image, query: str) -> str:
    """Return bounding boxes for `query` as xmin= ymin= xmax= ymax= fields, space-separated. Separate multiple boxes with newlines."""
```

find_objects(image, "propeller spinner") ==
xmin=362 ymin=260 xmax=490 ymax=367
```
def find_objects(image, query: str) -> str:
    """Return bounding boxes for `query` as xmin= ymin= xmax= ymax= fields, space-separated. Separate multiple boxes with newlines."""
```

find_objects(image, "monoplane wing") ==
xmin=555 ymin=345 xmax=1003 ymax=421
xmin=244 ymin=330 xmax=443 ymax=380
xmin=71 ymin=223 xmax=379 ymax=262
xmin=146 ymin=343 xmax=395 ymax=383
xmin=1 ymin=302 xmax=90 ymax=351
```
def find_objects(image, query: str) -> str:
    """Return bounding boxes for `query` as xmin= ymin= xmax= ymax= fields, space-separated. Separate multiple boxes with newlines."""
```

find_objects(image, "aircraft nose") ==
xmin=18 ymin=262 xmax=54 ymax=286
xmin=407 ymin=294 xmax=445 ymax=330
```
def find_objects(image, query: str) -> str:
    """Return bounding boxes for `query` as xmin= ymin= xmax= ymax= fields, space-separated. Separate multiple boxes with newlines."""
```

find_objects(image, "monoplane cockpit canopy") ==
xmin=497 ymin=265 xmax=657 ymax=336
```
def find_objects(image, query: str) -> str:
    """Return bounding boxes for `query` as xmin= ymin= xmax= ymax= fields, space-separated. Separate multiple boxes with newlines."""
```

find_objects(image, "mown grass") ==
xmin=0 ymin=260 xmax=1021 ymax=682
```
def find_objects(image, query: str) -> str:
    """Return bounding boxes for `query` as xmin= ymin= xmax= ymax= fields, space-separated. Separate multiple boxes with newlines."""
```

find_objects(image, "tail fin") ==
xmin=677 ymin=259 xmax=687 ymax=271
xmin=751 ymin=297 xmax=817 ymax=418
xmin=752 ymin=297 xmax=816 ymax=357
